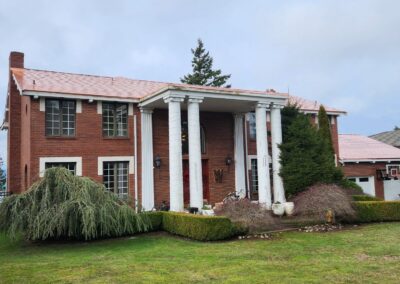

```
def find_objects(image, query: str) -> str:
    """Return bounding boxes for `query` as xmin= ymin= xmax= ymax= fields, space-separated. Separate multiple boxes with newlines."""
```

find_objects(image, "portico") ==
xmin=139 ymin=87 xmax=287 ymax=211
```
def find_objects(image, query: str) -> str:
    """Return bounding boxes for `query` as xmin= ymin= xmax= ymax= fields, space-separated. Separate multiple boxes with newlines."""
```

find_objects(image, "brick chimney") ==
xmin=9 ymin=51 xmax=24 ymax=69
xmin=7 ymin=51 xmax=24 ymax=194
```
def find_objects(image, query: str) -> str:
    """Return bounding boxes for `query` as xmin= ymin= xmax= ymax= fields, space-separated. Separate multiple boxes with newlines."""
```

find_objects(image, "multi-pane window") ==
xmin=45 ymin=162 xmax=76 ymax=175
xmin=248 ymin=112 xmax=256 ymax=140
xmin=102 ymin=103 xmax=128 ymax=137
xmin=45 ymin=99 xmax=76 ymax=136
xmin=181 ymin=121 xmax=206 ymax=155
xmin=103 ymin=162 xmax=129 ymax=198
xmin=250 ymin=159 xmax=258 ymax=196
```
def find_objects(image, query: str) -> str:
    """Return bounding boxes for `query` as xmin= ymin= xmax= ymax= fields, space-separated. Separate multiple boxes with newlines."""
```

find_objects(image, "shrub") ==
xmin=144 ymin=211 xmax=164 ymax=231
xmin=214 ymin=199 xmax=277 ymax=233
xmin=291 ymin=184 xmax=357 ymax=222
xmin=354 ymin=201 xmax=400 ymax=222
xmin=352 ymin=195 xmax=383 ymax=202
xmin=339 ymin=179 xmax=364 ymax=195
xmin=162 ymin=212 xmax=236 ymax=241
xmin=0 ymin=168 xmax=151 ymax=241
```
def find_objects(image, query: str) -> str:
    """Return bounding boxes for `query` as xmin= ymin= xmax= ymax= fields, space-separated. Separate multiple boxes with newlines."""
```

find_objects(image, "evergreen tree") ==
xmin=317 ymin=105 xmax=334 ymax=157
xmin=181 ymin=39 xmax=231 ymax=87
xmin=281 ymin=103 xmax=301 ymax=143
xmin=279 ymin=106 xmax=343 ymax=197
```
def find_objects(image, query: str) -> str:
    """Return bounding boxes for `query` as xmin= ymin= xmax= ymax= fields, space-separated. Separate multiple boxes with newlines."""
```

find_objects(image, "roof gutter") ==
xmin=139 ymin=86 xmax=288 ymax=107
xmin=340 ymin=159 xmax=400 ymax=164
xmin=23 ymin=90 xmax=140 ymax=103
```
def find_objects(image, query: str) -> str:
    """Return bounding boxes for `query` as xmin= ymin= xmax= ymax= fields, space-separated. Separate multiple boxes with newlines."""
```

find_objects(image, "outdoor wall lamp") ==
xmin=154 ymin=155 xmax=162 ymax=169
xmin=225 ymin=155 xmax=233 ymax=166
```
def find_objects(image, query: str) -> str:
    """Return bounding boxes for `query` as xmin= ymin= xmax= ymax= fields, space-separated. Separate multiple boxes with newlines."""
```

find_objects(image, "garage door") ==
xmin=348 ymin=176 xmax=375 ymax=196
xmin=383 ymin=180 xmax=400 ymax=201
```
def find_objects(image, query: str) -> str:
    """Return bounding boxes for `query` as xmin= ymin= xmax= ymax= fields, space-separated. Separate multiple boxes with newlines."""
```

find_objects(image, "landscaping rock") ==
xmin=298 ymin=223 xmax=343 ymax=233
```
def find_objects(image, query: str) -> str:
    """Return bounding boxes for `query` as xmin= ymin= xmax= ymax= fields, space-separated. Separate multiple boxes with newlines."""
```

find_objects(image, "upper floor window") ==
xmin=45 ymin=99 xmax=76 ymax=136
xmin=248 ymin=112 xmax=256 ymax=140
xmin=181 ymin=121 xmax=206 ymax=155
xmin=102 ymin=102 xmax=128 ymax=137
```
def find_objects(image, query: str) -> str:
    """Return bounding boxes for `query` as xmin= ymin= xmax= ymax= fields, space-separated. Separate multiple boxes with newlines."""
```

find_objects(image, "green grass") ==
xmin=1 ymin=223 xmax=400 ymax=283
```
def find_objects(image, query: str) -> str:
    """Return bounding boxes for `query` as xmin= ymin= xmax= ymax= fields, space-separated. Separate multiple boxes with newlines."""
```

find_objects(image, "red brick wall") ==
xmin=7 ymin=52 xmax=24 ymax=193
xmin=28 ymin=100 xmax=137 ymax=199
xmin=152 ymin=109 xmax=235 ymax=207
xmin=341 ymin=162 xmax=385 ymax=198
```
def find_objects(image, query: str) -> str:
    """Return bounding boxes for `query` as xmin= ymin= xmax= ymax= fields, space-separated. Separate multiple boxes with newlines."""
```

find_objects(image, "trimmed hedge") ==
xmin=162 ymin=212 xmax=236 ymax=241
xmin=143 ymin=211 xmax=164 ymax=231
xmin=354 ymin=201 xmax=400 ymax=222
xmin=352 ymin=195 xmax=383 ymax=202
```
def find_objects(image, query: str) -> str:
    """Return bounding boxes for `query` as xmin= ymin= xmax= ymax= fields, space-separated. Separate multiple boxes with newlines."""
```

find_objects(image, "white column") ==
xmin=270 ymin=104 xmax=286 ymax=203
xmin=256 ymin=103 xmax=272 ymax=208
xmin=140 ymin=108 xmax=154 ymax=211
xmin=234 ymin=113 xmax=246 ymax=197
xmin=188 ymin=97 xmax=204 ymax=209
xmin=164 ymin=94 xmax=185 ymax=212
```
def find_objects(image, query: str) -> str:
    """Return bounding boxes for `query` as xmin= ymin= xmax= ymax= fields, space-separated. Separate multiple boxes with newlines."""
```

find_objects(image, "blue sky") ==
xmin=0 ymin=0 xmax=399 ymax=163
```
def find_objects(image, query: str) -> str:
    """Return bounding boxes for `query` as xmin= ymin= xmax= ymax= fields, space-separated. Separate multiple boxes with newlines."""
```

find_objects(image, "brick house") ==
xmin=339 ymin=134 xmax=400 ymax=200
xmin=2 ymin=51 xmax=345 ymax=211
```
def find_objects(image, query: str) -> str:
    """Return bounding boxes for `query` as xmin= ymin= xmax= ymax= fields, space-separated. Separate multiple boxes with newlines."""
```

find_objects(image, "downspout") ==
xmin=134 ymin=114 xmax=138 ymax=212
xmin=244 ymin=114 xmax=250 ymax=199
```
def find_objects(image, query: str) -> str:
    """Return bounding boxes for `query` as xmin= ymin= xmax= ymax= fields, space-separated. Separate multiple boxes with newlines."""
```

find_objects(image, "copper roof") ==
xmin=288 ymin=95 xmax=345 ymax=114
xmin=11 ymin=68 xmax=284 ymax=101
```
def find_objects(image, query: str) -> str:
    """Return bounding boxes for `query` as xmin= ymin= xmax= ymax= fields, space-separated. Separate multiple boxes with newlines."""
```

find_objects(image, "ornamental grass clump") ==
xmin=0 ymin=167 xmax=150 ymax=241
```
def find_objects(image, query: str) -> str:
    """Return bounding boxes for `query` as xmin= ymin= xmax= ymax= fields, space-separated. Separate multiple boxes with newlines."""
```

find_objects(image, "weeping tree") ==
xmin=0 ymin=168 xmax=151 ymax=241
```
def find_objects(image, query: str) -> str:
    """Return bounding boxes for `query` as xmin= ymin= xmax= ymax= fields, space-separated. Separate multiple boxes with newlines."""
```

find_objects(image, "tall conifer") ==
xmin=181 ymin=39 xmax=231 ymax=87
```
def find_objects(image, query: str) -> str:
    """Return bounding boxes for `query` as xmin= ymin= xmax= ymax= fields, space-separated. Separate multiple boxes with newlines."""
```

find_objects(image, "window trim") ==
xmin=102 ymin=102 xmax=129 ymax=138
xmin=102 ymin=161 xmax=129 ymax=198
xmin=39 ymin=157 xmax=82 ymax=177
xmin=97 ymin=156 xmax=134 ymax=175
xmin=45 ymin=98 xmax=76 ymax=137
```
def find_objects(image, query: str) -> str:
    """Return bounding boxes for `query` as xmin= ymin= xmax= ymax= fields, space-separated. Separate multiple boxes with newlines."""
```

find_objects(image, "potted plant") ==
xmin=201 ymin=203 xmax=214 ymax=216
xmin=271 ymin=201 xmax=285 ymax=216
xmin=284 ymin=202 xmax=294 ymax=216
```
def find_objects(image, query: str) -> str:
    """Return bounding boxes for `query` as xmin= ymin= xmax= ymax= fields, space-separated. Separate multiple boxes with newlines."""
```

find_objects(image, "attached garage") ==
xmin=383 ymin=180 xmax=400 ymax=201
xmin=348 ymin=176 xmax=375 ymax=196
xmin=339 ymin=134 xmax=400 ymax=200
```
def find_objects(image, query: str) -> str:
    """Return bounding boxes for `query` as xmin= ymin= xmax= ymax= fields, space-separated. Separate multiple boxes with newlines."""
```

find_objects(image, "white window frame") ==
xmin=98 ymin=156 xmax=134 ymax=175
xmin=247 ymin=154 xmax=271 ymax=168
xmin=97 ymin=101 xmax=133 ymax=116
xmin=39 ymin=157 xmax=82 ymax=177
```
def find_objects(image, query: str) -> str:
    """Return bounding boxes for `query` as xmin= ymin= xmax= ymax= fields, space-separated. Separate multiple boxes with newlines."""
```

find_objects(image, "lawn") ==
xmin=1 ymin=223 xmax=400 ymax=283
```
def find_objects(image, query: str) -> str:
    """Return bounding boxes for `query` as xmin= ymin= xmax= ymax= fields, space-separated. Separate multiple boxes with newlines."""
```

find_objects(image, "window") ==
xmin=250 ymin=159 xmax=258 ymax=194
xmin=102 ymin=102 xmax=128 ymax=137
xmin=348 ymin=178 xmax=356 ymax=182
xmin=248 ymin=112 xmax=256 ymax=139
xmin=45 ymin=99 xmax=76 ymax=136
xmin=181 ymin=121 xmax=206 ymax=155
xmin=45 ymin=162 xmax=76 ymax=175
xmin=103 ymin=161 xmax=129 ymax=198
xmin=359 ymin=177 xmax=369 ymax=182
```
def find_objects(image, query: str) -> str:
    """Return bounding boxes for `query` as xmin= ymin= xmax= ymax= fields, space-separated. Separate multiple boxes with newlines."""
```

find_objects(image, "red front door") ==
xmin=183 ymin=160 xmax=210 ymax=207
